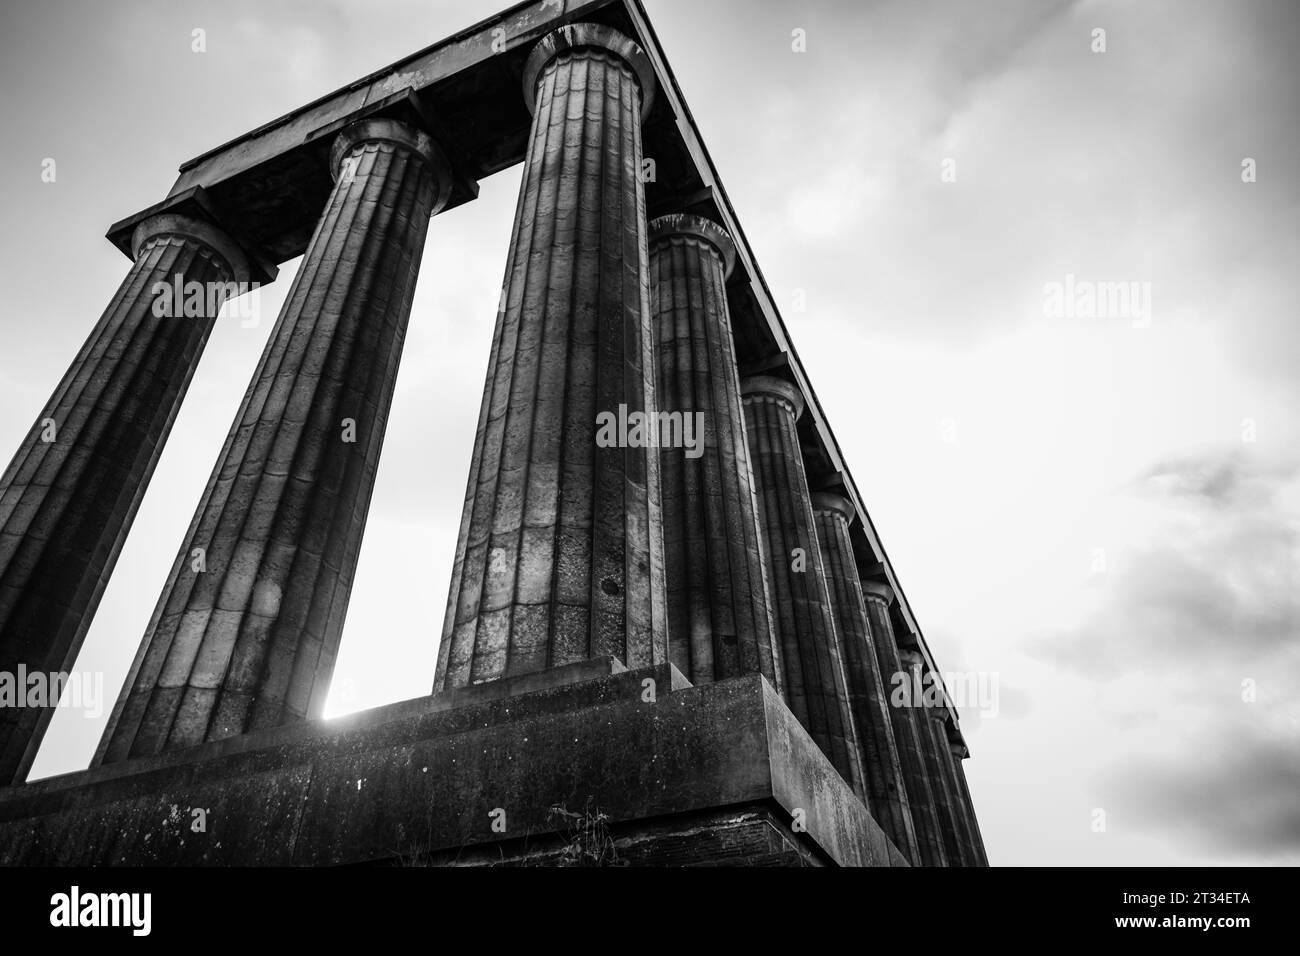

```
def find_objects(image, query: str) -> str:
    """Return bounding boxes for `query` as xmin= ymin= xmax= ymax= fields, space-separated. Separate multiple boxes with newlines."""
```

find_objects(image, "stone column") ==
xmin=811 ymin=492 xmax=918 ymax=862
xmin=900 ymin=647 xmax=968 ymax=866
xmin=0 ymin=214 xmax=249 ymax=783
xmin=741 ymin=376 xmax=865 ymax=797
xmin=862 ymin=581 xmax=948 ymax=866
xmin=650 ymin=214 xmax=780 ymax=688
xmin=948 ymin=738 xmax=990 ymax=866
xmin=96 ymin=118 xmax=452 ymax=763
xmin=435 ymin=24 xmax=666 ymax=691
xmin=924 ymin=708 xmax=978 ymax=866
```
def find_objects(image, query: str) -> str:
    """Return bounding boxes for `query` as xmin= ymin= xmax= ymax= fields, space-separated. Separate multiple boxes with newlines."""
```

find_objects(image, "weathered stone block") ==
xmin=0 ymin=663 xmax=905 ymax=867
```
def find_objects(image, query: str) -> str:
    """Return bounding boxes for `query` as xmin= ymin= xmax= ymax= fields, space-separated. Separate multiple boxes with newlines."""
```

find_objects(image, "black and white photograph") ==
xmin=0 ymin=0 xmax=1294 ymax=936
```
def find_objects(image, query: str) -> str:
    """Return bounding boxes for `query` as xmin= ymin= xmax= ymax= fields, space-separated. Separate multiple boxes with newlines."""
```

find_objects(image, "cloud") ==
xmin=1130 ymin=448 xmax=1299 ymax=508
xmin=1027 ymin=445 xmax=1300 ymax=679
xmin=1103 ymin=714 xmax=1300 ymax=858
xmin=1023 ymin=443 xmax=1300 ymax=860
xmin=990 ymin=683 xmax=1035 ymax=721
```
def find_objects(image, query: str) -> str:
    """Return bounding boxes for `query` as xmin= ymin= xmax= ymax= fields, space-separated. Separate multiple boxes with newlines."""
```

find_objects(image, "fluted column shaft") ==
xmin=863 ymin=583 xmax=948 ymax=866
xmin=949 ymin=743 xmax=990 ymax=865
xmin=741 ymin=376 xmax=865 ymax=797
xmin=435 ymin=25 xmax=666 ymax=691
xmin=649 ymin=215 xmax=780 ymax=687
xmin=918 ymin=699 xmax=976 ymax=866
xmin=899 ymin=647 xmax=970 ymax=866
xmin=934 ymin=724 xmax=983 ymax=866
xmin=97 ymin=119 xmax=450 ymax=763
xmin=812 ymin=494 xmax=919 ymax=862
xmin=0 ymin=214 xmax=248 ymax=783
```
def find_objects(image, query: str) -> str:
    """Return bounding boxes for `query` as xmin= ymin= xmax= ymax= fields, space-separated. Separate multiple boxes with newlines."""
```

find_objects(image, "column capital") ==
xmin=330 ymin=118 xmax=453 ymax=214
xmin=860 ymin=579 xmax=895 ymax=606
xmin=649 ymin=214 xmax=737 ymax=279
xmin=523 ymin=23 xmax=656 ymax=122
xmin=897 ymin=646 xmax=925 ymax=671
xmin=131 ymin=213 xmax=251 ymax=285
xmin=944 ymin=718 xmax=970 ymax=755
xmin=810 ymin=491 xmax=855 ymax=523
xmin=740 ymin=374 xmax=804 ymax=421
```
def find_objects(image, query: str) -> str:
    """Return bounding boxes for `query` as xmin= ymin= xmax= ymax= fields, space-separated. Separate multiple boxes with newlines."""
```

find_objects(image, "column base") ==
xmin=0 ymin=661 xmax=907 ymax=867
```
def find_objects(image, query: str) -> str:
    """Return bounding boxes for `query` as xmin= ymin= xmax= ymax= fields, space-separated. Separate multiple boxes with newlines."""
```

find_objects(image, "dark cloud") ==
xmin=1102 ymin=716 xmax=1300 ymax=858
xmin=1027 ymin=445 xmax=1300 ymax=860
xmin=1027 ymin=446 xmax=1299 ymax=679
xmin=1130 ymin=447 xmax=1297 ymax=509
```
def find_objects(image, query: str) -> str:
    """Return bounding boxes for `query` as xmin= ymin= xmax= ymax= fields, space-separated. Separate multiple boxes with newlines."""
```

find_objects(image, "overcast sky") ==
xmin=1 ymin=0 xmax=1296 ymax=866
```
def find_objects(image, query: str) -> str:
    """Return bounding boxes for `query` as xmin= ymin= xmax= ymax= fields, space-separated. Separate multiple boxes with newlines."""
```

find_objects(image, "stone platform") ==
xmin=0 ymin=660 xmax=906 ymax=867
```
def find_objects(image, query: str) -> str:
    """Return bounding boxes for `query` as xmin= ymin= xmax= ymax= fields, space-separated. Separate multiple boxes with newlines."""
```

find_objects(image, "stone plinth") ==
xmin=0 ymin=665 xmax=907 ymax=868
